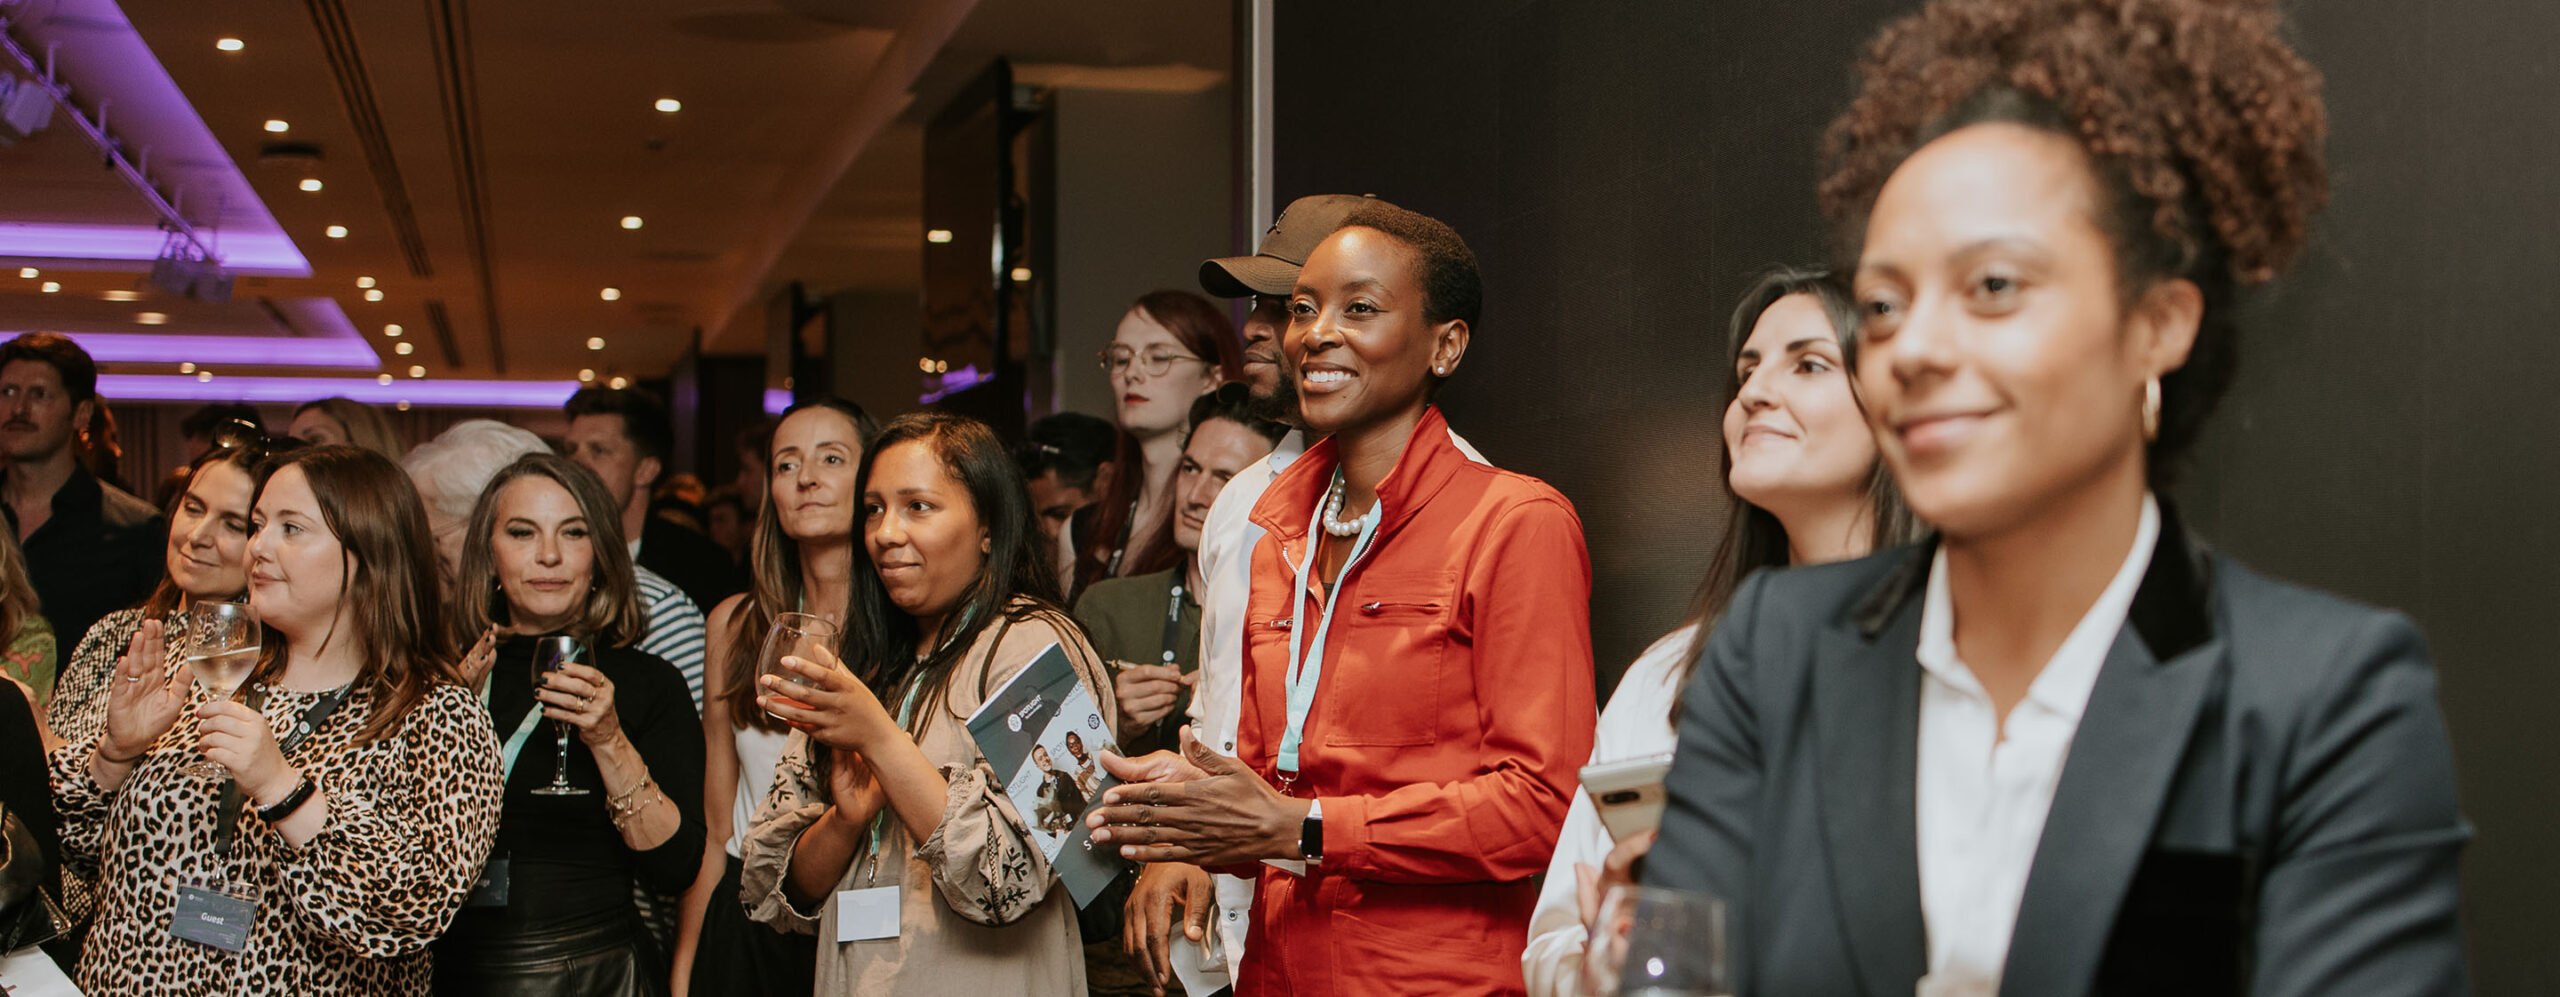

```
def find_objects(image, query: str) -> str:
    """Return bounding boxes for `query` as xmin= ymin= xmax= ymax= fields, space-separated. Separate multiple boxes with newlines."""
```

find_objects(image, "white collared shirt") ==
xmin=1914 ymin=493 xmax=2159 ymax=997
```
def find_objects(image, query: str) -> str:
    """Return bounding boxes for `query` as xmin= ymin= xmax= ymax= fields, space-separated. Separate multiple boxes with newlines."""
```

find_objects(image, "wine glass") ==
xmin=181 ymin=601 xmax=260 ymax=779
xmin=528 ymin=635 xmax=592 ymax=797
xmin=1585 ymin=885 xmax=1730 ymax=997
xmin=758 ymin=612 xmax=841 ymax=722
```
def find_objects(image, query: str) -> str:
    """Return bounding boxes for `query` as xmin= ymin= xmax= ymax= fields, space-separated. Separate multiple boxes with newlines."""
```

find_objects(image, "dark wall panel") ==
xmin=1275 ymin=1 xmax=2559 ymax=990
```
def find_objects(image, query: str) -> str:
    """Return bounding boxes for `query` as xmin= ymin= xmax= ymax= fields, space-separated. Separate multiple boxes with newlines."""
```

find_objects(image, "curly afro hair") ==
xmin=1818 ymin=0 xmax=2328 ymax=482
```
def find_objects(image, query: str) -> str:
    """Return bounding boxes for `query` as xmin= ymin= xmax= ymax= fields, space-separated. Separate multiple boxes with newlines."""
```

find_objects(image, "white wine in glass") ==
xmin=758 ymin=612 xmax=841 ymax=722
xmin=182 ymin=601 xmax=260 ymax=779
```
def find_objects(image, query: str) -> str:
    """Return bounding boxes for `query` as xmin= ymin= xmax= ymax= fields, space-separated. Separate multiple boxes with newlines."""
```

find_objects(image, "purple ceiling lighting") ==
xmin=763 ymin=388 xmax=792 ymax=416
xmin=56 ymin=332 xmax=381 ymax=369
xmin=0 ymin=223 xmax=309 ymax=276
xmin=98 ymin=374 xmax=581 ymax=409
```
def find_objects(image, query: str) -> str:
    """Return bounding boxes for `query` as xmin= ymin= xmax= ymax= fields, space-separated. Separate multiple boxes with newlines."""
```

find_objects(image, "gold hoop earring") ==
xmin=2141 ymin=377 xmax=2162 ymax=442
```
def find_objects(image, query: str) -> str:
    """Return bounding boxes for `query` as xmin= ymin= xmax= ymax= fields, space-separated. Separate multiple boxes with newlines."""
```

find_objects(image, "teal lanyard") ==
xmin=481 ymin=661 xmax=548 ymax=780
xmin=1278 ymin=471 xmax=1383 ymax=781
xmin=862 ymin=680 xmax=927 ymax=885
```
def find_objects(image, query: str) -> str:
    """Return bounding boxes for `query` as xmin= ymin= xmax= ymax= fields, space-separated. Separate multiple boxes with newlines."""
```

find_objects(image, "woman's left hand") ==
xmin=759 ymin=644 xmax=895 ymax=752
xmin=197 ymin=699 xmax=294 ymax=802
xmin=536 ymin=662 xmax=625 ymax=747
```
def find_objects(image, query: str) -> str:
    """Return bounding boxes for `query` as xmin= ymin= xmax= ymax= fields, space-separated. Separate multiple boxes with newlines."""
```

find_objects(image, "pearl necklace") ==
xmin=1320 ymin=471 xmax=1374 ymax=538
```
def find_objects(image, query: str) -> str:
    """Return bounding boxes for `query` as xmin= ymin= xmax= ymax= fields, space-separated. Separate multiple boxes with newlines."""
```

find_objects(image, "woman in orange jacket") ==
xmin=1090 ymin=203 xmax=1597 ymax=997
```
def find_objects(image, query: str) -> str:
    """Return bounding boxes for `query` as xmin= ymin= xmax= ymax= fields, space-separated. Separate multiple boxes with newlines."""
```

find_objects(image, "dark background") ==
xmin=1274 ymin=1 xmax=2560 ymax=991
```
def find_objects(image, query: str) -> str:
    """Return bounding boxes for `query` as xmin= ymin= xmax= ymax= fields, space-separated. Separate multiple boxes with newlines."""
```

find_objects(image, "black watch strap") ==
xmin=1299 ymin=810 xmax=1323 ymax=863
xmin=256 ymin=774 xmax=317 ymax=823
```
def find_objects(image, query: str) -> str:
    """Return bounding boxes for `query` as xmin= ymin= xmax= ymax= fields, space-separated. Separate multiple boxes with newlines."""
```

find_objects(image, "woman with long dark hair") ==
xmin=1065 ymin=290 xmax=1243 ymax=601
xmin=1521 ymin=268 xmax=1917 ymax=995
xmin=52 ymin=445 xmax=502 ymax=994
xmin=678 ymin=398 xmax=874 ymax=997
xmin=1649 ymin=1 xmax=2466 ymax=993
xmin=430 ymin=453 xmax=704 ymax=996
xmin=739 ymin=412 xmax=1115 ymax=994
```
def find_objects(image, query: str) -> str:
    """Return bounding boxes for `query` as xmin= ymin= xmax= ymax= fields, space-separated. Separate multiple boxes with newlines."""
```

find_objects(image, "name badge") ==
xmin=172 ymin=883 xmax=257 ymax=952
xmin=466 ymin=858 xmax=510 ymax=908
xmin=834 ymin=886 xmax=900 ymax=942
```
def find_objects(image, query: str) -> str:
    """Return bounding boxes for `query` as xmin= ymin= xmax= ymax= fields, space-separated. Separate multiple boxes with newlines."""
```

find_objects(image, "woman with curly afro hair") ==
xmin=1645 ymin=1 xmax=2469 ymax=995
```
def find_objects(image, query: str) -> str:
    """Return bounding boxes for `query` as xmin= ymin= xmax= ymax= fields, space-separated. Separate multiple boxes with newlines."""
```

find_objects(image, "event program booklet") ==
xmin=965 ymin=642 xmax=1132 ymax=908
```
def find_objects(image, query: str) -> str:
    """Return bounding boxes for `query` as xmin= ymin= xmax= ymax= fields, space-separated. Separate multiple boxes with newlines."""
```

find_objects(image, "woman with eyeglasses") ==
xmin=1063 ymin=290 xmax=1242 ymax=603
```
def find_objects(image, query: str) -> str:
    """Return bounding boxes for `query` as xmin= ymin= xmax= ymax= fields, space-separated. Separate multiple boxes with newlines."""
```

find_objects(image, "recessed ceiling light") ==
xmin=39 ymin=282 xmax=59 ymax=293
xmin=394 ymin=341 xmax=414 ymax=355
xmin=135 ymin=312 xmax=169 ymax=326
xmin=620 ymin=215 xmax=643 ymax=230
xmin=926 ymin=229 xmax=954 ymax=244
xmin=384 ymin=324 xmax=402 ymax=337
xmin=197 ymin=370 xmax=215 ymax=382
xmin=654 ymin=98 xmax=681 ymax=113
xmin=356 ymin=276 xmax=376 ymax=289
xmin=17 ymin=268 xmax=37 ymax=279
xmin=1010 ymin=267 xmax=1032 ymax=283
xmin=609 ymin=376 xmax=629 ymax=389
xmin=364 ymin=289 xmax=384 ymax=302
xmin=578 ymin=368 xmax=596 ymax=382
xmin=180 ymin=362 xmax=198 ymax=374
xmin=396 ymin=400 xmax=411 ymax=411
xmin=408 ymin=365 xmax=426 ymax=379
xmin=586 ymin=337 xmax=606 ymax=350
xmin=101 ymin=290 xmax=140 ymax=302
xmin=216 ymin=38 xmax=244 ymax=52
xmin=599 ymin=287 xmax=622 ymax=301
xmin=263 ymin=119 xmax=289 ymax=134
xmin=324 ymin=225 xmax=348 ymax=239
xmin=376 ymin=373 xmax=394 ymax=385
xmin=298 ymin=178 xmax=324 ymax=193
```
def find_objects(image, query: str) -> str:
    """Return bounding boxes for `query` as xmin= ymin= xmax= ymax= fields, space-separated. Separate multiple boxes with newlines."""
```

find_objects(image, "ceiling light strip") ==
xmin=0 ymin=17 xmax=220 ymax=267
xmin=99 ymin=374 xmax=578 ymax=408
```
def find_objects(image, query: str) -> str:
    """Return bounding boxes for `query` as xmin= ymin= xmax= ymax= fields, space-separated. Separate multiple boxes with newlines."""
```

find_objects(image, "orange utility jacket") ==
xmin=1234 ymin=407 xmax=1597 ymax=997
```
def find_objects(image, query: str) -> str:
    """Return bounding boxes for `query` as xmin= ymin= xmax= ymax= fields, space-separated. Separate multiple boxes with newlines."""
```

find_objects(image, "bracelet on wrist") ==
xmin=607 ymin=775 xmax=660 ymax=827
xmin=256 ymin=773 xmax=319 ymax=823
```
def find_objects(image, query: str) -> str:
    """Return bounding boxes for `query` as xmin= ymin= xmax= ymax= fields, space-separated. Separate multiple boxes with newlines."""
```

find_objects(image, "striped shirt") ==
xmin=634 ymin=565 xmax=709 ymax=712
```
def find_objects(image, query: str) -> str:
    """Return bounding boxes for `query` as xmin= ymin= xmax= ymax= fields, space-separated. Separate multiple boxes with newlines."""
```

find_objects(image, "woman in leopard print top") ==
xmin=49 ymin=446 xmax=502 ymax=995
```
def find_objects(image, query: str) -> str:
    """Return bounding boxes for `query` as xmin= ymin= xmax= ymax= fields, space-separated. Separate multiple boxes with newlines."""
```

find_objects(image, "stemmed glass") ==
xmin=1585 ymin=885 xmax=1730 ymax=997
xmin=181 ymin=601 xmax=259 ymax=779
xmin=529 ymin=635 xmax=592 ymax=797
xmin=758 ymin=612 xmax=841 ymax=721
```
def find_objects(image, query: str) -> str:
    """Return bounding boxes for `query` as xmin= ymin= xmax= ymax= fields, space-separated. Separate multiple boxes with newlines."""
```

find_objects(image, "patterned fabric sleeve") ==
xmin=912 ymin=610 xmax=1114 ymax=927
xmin=3 ymin=620 xmax=55 ymax=706
xmin=44 ymin=609 xmax=144 ymax=750
xmin=268 ymin=684 xmax=504 ymax=958
xmin=46 ymin=741 xmax=115 ymax=882
xmin=738 ymin=729 xmax=830 ymax=935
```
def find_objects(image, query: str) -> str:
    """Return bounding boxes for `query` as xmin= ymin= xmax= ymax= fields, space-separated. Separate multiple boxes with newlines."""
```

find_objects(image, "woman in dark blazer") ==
xmin=1649 ymin=2 xmax=2467 ymax=996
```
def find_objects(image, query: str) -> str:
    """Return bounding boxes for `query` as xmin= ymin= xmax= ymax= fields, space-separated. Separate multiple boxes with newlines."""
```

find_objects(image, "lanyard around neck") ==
xmin=1278 ymin=470 xmax=1382 ymax=779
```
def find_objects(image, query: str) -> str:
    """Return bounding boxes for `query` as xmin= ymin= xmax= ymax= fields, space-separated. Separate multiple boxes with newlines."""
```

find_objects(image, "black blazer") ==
xmin=1649 ymin=508 xmax=2469 ymax=997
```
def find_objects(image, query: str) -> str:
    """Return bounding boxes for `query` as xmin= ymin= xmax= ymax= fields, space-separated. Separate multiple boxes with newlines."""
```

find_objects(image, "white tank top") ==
xmin=728 ymin=724 xmax=793 ymax=859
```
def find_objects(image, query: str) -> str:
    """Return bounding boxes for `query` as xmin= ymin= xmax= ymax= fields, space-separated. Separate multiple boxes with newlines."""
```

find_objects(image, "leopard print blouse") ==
xmin=49 ymin=679 xmax=503 ymax=995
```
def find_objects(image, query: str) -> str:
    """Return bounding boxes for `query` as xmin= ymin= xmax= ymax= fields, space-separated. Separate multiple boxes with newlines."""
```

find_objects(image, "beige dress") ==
xmin=741 ymin=601 xmax=1116 ymax=995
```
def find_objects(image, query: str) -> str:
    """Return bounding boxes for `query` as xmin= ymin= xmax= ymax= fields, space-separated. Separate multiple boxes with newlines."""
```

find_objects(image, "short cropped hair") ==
xmin=401 ymin=419 xmax=550 ymax=526
xmin=1339 ymin=204 xmax=1483 ymax=328
xmin=0 ymin=333 xmax=99 ymax=404
xmin=565 ymin=386 xmax=675 ymax=465
xmin=1017 ymin=411 xmax=1118 ymax=492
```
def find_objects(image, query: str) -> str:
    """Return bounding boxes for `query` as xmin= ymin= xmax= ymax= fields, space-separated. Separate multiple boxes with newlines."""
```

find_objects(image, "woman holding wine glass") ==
xmin=680 ymin=397 xmax=873 ymax=997
xmin=739 ymin=411 xmax=1117 ymax=995
xmin=49 ymin=444 xmax=502 ymax=994
xmin=431 ymin=453 xmax=705 ymax=997
xmin=46 ymin=428 xmax=299 ymax=753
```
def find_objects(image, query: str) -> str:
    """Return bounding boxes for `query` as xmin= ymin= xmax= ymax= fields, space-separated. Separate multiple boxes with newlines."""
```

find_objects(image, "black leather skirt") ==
xmin=432 ymin=905 xmax=667 ymax=997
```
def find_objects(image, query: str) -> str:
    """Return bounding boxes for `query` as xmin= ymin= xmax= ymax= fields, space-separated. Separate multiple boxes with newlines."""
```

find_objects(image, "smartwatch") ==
xmin=1299 ymin=799 xmax=1324 ymax=864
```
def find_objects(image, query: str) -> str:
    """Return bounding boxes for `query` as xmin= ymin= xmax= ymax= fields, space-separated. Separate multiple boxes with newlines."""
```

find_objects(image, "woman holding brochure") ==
xmin=739 ymin=411 xmax=1117 ymax=995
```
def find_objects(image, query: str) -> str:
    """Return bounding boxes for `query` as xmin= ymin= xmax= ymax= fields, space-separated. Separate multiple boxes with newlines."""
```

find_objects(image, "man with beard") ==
xmin=0 ymin=334 xmax=161 ymax=647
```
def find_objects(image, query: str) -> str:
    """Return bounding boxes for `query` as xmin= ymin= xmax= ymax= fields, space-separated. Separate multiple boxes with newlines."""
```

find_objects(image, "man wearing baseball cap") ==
xmin=1115 ymin=194 xmax=1485 ymax=995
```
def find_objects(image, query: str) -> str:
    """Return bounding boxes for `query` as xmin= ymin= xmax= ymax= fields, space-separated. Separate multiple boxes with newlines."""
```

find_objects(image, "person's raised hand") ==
xmin=457 ymin=626 xmax=500 ymax=689
xmin=1112 ymin=663 xmax=1192 ymax=739
xmin=1085 ymin=725 xmax=1303 ymax=866
xmin=99 ymin=620 xmax=184 ymax=763
xmin=760 ymin=642 xmax=897 ymax=752
xmin=1122 ymin=861 xmax=1215 ymax=995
